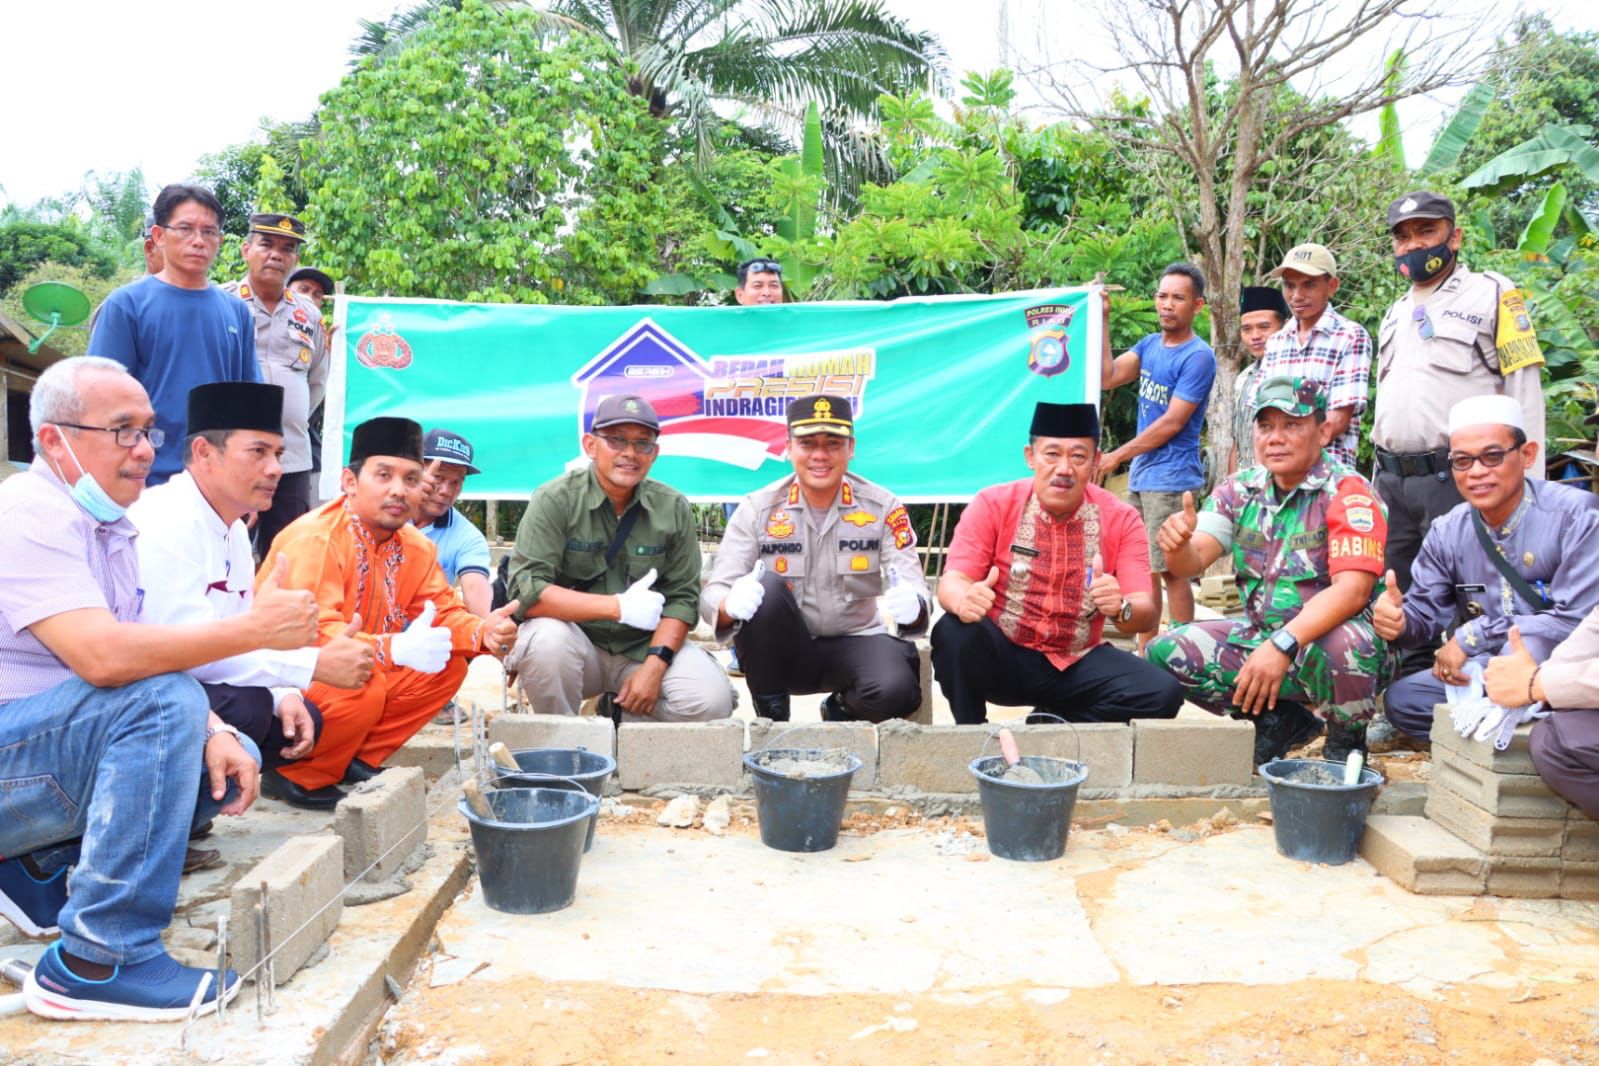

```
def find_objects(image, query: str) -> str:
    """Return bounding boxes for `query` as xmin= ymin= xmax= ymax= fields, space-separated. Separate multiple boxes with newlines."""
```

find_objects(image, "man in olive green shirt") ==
xmin=502 ymin=395 xmax=734 ymax=721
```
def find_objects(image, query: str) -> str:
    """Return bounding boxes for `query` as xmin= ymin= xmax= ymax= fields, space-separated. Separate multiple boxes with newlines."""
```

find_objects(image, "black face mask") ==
xmin=1394 ymin=239 xmax=1454 ymax=284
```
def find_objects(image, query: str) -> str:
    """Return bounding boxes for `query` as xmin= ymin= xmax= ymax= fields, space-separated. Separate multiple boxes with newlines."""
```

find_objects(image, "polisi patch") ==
xmin=837 ymin=538 xmax=881 ymax=552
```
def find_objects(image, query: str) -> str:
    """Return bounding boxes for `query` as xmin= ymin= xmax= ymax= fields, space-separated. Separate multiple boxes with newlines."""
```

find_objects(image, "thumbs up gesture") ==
xmin=313 ymin=613 xmax=375 ymax=688
xmin=1085 ymin=552 xmax=1124 ymax=618
xmin=957 ymin=565 xmax=1003 ymax=623
xmin=252 ymin=553 xmax=318 ymax=649
xmin=1372 ymin=569 xmax=1406 ymax=641
xmin=881 ymin=563 xmax=925 ymax=625
xmin=1485 ymin=626 xmax=1542 ymax=707
xmin=723 ymin=561 xmax=766 ymax=622
xmin=481 ymin=599 xmax=521 ymax=658
xmin=1155 ymin=491 xmax=1199 ymax=555
xmin=390 ymin=600 xmax=452 ymax=673
xmin=616 ymin=568 xmax=665 ymax=630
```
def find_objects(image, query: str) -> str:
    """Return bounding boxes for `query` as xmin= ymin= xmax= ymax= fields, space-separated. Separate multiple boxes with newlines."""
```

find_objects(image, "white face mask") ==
xmin=50 ymin=427 xmax=128 ymax=523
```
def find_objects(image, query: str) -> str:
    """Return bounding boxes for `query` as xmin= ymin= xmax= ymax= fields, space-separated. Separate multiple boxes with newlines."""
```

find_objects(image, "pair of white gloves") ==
xmin=1445 ymin=659 xmax=1549 ymax=751
xmin=721 ymin=561 xmax=924 ymax=625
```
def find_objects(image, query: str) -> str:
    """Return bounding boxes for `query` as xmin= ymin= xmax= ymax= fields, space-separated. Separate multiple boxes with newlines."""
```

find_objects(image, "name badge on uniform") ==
xmin=1456 ymin=583 xmax=1486 ymax=618
xmin=1009 ymin=544 xmax=1038 ymax=576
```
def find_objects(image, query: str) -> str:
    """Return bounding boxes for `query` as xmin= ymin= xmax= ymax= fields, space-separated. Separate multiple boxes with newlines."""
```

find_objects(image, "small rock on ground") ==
xmin=658 ymin=795 xmax=700 ymax=828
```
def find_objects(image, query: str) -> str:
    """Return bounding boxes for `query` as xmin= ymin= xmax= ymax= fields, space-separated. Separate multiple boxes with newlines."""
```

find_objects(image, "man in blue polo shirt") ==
xmin=418 ymin=428 xmax=493 ymax=618
xmin=1099 ymin=262 xmax=1217 ymax=643
xmin=88 ymin=184 xmax=259 ymax=486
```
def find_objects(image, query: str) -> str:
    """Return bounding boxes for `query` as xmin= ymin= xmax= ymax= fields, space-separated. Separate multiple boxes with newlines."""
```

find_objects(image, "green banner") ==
xmin=323 ymin=287 xmax=1101 ymax=502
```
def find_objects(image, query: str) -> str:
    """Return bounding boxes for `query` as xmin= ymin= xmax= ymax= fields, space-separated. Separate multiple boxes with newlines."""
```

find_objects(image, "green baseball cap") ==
xmin=1253 ymin=375 xmax=1327 ymax=418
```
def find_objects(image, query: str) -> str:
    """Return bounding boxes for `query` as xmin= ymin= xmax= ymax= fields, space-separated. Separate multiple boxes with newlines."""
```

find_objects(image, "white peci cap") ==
xmin=1448 ymin=395 xmax=1525 ymax=436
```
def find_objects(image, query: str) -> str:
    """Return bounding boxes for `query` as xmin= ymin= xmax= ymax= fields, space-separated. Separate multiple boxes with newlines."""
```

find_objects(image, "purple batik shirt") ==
xmin=0 ymin=459 xmax=142 ymax=702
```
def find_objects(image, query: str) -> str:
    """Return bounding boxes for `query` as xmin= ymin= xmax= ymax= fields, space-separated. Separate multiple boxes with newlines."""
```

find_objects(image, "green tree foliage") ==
xmin=303 ymin=0 xmax=686 ymax=305
xmin=1 ymin=261 xmax=140 ymax=355
xmin=0 ymin=220 xmax=118 ymax=294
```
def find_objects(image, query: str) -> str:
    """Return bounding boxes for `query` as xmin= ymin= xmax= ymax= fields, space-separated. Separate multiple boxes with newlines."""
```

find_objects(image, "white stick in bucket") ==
xmin=1342 ymin=751 xmax=1365 ymax=786
xmin=462 ymin=779 xmax=495 ymax=819
xmin=488 ymin=741 xmax=520 ymax=771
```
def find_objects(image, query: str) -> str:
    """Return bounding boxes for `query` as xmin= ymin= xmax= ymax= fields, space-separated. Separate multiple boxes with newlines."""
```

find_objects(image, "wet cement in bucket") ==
xmin=973 ymin=756 xmax=1080 ymax=786
xmin=753 ymin=748 xmax=856 ymax=779
xmin=1275 ymin=763 xmax=1345 ymax=786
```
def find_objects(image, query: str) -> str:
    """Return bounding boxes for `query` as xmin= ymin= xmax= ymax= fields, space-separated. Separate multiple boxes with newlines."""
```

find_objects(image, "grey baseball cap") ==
xmin=591 ymin=394 xmax=660 ymax=432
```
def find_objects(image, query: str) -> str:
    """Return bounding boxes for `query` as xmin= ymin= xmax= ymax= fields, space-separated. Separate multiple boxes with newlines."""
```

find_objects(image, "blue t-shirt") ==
xmin=90 ymin=275 xmax=259 ymax=484
xmin=424 ymin=507 xmax=492 ymax=585
xmin=1129 ymin=333 xmax=1216 ymax=493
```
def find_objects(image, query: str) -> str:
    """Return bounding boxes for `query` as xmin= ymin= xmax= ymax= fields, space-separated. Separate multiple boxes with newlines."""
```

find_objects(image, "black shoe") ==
xmin=753 ymin=693 xmax=791 ymax=722
xmin=1251 ymin=702 xmax=1322 ymax=767
xmin=1323 ymin=717 xmax=1369 ymax=766
xmin=189 ymin=820 xmax=214 ymax=840
xmin=598 ymin=691 xmax=622 ymax=726
xmin=341 ymin=758 xmax=384 ymax=785
xmin=182 ymin=847 xmax=224 ymax=875
xmin=820 ymin=693 xmax=848 ymax=722
xmin=260 ymin=768 xmax=346 ymax=810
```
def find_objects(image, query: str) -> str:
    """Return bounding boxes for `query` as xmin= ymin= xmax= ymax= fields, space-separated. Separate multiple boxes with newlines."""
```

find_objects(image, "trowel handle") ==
xmin=487 ymin=741 xmax=520 ymax=770
xmin=998 ymin=729 xmax=1022 ymax=767
xmin=462 ymin=779 xmax=495 ymax=819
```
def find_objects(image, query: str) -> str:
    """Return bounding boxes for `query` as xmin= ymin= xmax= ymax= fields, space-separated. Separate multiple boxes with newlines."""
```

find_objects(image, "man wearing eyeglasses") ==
xmin=222 ymin=214 xmax=329 ymax=556
xmin=502 ymin=395 xmax=734 ymax=722
xmin=1374 ymin=395 xmax=1599 ymax=741
xmin=88 ymin=184 xmax=259 ymax=487
xmin=1373 ymin=191 xmax=1547 ymax=597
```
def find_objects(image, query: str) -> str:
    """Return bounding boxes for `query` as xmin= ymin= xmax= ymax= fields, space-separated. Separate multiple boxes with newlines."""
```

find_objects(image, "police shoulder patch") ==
xmin=886 ymin=505 xmax=914 ymax=550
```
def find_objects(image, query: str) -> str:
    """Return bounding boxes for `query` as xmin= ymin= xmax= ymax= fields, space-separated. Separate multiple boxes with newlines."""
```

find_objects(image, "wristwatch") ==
xmin=646 ymin=645 xmax=676 ymax=666
xmin=1268 ymin=629 xmax=1300 ymax=659
xmin=1117 ymin=599 xmax=1135 ymax=624
xmin=204 ymin=723 xmax=242 ymax=744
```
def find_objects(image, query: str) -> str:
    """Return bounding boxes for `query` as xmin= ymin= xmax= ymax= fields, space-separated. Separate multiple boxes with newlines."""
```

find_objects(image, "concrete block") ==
xmin=490 ymin=712 xmax=616 ymax=757
xmin=616 ymin=720 xmax=745 ymax=790
xmin=877 ymin=720 xmax=1132 ymax=794
xmin=1564 ymin=813 xmax=1599 ymax=862
xmin=1429 ymin=713 xmax=1538 ymax=776
xmin=384 ymin=734 xmax=458 ymax=778
xmin=229 ymin=834 xmax=344 ymax=986
xmin=1371 ymin=780 xmax=1428 ymax=818
xmin=1431 ymin=757 xmax=1570 ymax=819
xmin=1359 ymin=815 xmax=1486 ymax=895
xmin=747 ymin=719 xmax=878 ymax=789
xmin=1132 ymin=718 xmax=1253 ymax=786
xmin=335 ymin=767 xmax=427 ymax=882
xmin=1425 ymin=781 xmax=1565 ymax=858
xmin=911 ymin=641 xmax=934 ymax=725
xmin=1484 ymin=856 xmax=1563 ymax=899
xmin=1560 ymin=860 xmax=1599 ymax=901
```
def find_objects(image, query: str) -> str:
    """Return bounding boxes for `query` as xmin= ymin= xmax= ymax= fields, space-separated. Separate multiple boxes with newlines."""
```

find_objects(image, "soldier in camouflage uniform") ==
xmin=1147 ymin=376 xmax=1389 ymax=765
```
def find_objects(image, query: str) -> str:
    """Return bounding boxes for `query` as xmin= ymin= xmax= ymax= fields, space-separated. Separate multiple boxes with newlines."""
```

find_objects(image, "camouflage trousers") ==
xmin=1146 ymin=618 xmax=1384 ymax=725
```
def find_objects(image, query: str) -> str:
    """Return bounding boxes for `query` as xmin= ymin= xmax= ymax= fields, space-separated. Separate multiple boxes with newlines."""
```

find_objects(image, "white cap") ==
xmin=1448 ymin=395 xmax=1525 ymax=436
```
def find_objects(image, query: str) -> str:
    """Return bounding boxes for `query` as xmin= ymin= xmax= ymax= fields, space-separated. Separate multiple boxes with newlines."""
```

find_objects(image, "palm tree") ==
xmin=349 ymin=0 xmax=945 ymax=167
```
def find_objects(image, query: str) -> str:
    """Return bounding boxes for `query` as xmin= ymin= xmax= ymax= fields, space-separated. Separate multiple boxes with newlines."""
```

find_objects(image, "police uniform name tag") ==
xmin=1495 ymin=288 xmax=1543 ymax=373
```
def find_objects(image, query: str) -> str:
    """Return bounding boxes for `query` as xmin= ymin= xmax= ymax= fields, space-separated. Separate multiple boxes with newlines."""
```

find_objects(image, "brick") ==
xmin=911 ymin=641 xmax=934 ymax=725
xmin=1484 ymin=856 xmax=1563 ymax=898
xmin=1431 ymin=758 xmax=1569 ymax=819
xmin=1359 ymin=815 xmax=1486 ymax=895
xmin=1564 ymin=814 xmax=1599 ymax=861
xmin=335 ymin=767 xmax=428 ymax=882
xmin=747 ymin=719 xmax=878 ymax=789
xmin=1429 ymin=713 xmax=1538 ymax=776
xmin=1425 ymin=781 xmax=1565 ymax=858
xmin=1371 ymin=780 xmax=1428 ymax=818
xmin=490 ymin=713 xmax=616 ymax=757
xmin=877 ymin=720 xmax=1131 ymax=794
xmin=229 ymin=834 xmax=343 ymax=986
xmin=616 ymin=720 xmax=745 ymax=790
xmin=384 ymin=734 xmax=460 ymax=778
xmin=1132 ymin=718 xmax=1253 ymax=786
xmin=1560 ymin=860 xmax=1599 ymax=900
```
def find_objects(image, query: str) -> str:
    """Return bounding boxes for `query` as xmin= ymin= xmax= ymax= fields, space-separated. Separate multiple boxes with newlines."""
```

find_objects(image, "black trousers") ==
xmin=253 ymin=470 xmax=313 ymax=559
xmin=733 ymin=572 xmax=921 ymax=722
xmin=930 ymin=615 xmax=1184 ymax=725
xmin=1374 ymin=468 xmax=1462 ymax=674
xmin=201 ymin=683 xmax=324 ymax=771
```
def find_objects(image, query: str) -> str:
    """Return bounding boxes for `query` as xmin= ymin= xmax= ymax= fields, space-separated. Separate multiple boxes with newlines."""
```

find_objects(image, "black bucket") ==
xmin=458 ymin=786 xmax=599 ymax=914
xmin=969 ymin=755 xmax=1089 ymax=862
xmin=743 ymin=748 xmax=862 ymax=853
xmin=1259 ymin=758 xmax=1384 ymax=865
xmin=492 ymin=747 xmax=616 ymax=852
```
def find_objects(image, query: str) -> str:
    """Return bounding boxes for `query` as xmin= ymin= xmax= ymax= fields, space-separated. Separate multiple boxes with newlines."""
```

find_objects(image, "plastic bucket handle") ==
xmin=978 ymin=712 xmax=1081 ymax=765
xmin=469 ymin=776 xmax=599 ymax=827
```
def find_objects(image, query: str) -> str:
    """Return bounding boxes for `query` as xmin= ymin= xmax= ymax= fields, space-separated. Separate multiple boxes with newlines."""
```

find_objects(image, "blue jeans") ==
xmin=0 ymin=672 xmax=257 ymax=966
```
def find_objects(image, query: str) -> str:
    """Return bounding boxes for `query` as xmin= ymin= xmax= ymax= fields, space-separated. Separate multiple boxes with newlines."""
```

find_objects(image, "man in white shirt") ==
xmin=130 ymin=382 xmax=375 ymax=809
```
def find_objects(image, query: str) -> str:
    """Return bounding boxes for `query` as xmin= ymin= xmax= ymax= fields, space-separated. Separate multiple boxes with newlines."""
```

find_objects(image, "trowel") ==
xmin=997 ymin=728 xmax=1043 ymax=784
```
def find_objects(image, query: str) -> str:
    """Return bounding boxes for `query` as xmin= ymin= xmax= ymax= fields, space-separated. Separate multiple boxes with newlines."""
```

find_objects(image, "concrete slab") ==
xmin=228 ymin=833 xmax=345 ymax=986
xmin=1430 ymin=713 xmax=1538 ymax=776
xmin=1131 ymin=717 xmax=1253 ymax=786
xmin=1426 ymin=780 xmax=1566 ymax=858
xmin=1431 ymin=756 xmax=1570 ymax=819
xmin=336 ymin=766 xmax=429 ymax=882
xmin=617 ymin=719 xmax=746 ymax=790
xmin=490 ymin=712 xmax=616 ymax=757
xmin=1565 ymin=813 xmax=1599 ymax=862
xmin=878 ymin=720 xmax=1132 ymax=793
xmin=1360 ymin=815 xmax=1486 ymax=896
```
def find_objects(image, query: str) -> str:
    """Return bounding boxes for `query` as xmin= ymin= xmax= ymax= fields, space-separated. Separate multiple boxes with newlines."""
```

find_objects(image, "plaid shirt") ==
xmin=1249 ymin=305 xmax=1372 ymax=468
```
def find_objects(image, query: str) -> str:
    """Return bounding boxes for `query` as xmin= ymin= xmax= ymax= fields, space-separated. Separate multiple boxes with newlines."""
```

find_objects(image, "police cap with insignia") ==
xmin=349 ymin=416 xmax=424 ymax=466
xmin=591 ymin=394 xmax=660 ymax=432
xmin=788 ymin=394 xmax=854 ymax=438
xmin=1029 ymin=402 xmax=1099 ymax=441
xmin=186 ymin=381 xmax=284 ymax=436
xmin=247 ymin=212 xmax=308 ymax=242
xmin=1253 ymin=375 xmax=1328 ymax=418
xmin=1387 ymin=190 xmax=1455 ymax=231
xmin=1240 ymin=286 xmax=1289 ymax=319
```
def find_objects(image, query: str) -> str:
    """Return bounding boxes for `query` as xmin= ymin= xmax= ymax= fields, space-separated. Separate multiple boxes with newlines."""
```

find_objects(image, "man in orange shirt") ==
xmin=257 ymin=416 xmax=518 ymax=807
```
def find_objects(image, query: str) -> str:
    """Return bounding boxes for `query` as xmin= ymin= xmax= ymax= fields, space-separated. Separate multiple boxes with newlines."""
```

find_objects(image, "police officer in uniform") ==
xmin=222 ymin=213 xmax=329 ymax=556
xmin=1374 ymin=190 xmax=1546 ymax=594
xmin=702 ymin=395 xmax=930 ymax=722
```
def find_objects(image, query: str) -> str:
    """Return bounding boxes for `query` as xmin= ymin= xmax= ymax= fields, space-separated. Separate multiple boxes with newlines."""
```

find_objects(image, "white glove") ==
xmin=390 ymin=601 xmax=452 ymax=673
xmin=881 ymin=565 xmax=924 ymax=626
xmin=723 ymin=561 xmax=766 ymax=622
xmin=616 ymin=568 xmax=664 ymax=631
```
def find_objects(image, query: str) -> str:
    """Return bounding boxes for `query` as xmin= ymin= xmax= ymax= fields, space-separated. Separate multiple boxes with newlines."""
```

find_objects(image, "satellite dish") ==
xmin=21 ymin=281 xmax=92 ymax=353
